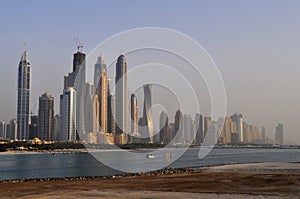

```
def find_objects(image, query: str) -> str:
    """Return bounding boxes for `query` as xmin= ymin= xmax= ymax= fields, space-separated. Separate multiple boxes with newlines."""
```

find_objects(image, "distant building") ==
xmin=130 ymin=94 xmax=138 ymax=134
xmin=140 ymin=84 xmax=154 ymax=143
xmin=59 ymin=87 xmax=76 ymax=141
xmin=129 ymin=94 xmax=141 ymax=144
xmin=0 ymin=121 xmax=5 ymax=138
xmin=115 ymin=55 xmax=129 ymax=145
xmin=5 ymin=123 xmax=10 ymax=140
xmin=275 ymin=123 xmax=284 ymax=145
xmin=243 ymin=122 xmax=250 ymax=143
xmin=261 ymin=127 xmax=266 ymax=144
xmin=231 ymin=132 xmax=239 ymax=144
xmin=53 ymin=114 xmax=60 ymax=141
xmin=220 ymin=117 xmax=231 ymax=144
xmin=174 ymin=109 xmax=183 ymax=144
xmin=38 ymin=92 xmax=54 ymax=141
xmin=194 ymin=113 xmax=204 ymax=145
xmin=203 ymin=116 xmax=211 ymax=139
xmin=9 ymin=119 xmax=17 ymax=140
xmin=231 ymin=113 xmax=243 ymax=142
xmin=183 ymin=114 xmax=194 ymax=144
xmin=29 ymin=115 xmax=38 ymax=139
xmin=17 ymin=50 xmax=31 ymax=140
xmin=94 ymin=55 xmax=106 ymax=93
xmin=159 ymin=111 xmax=170 ymax=144
xmin=107 ymin=94 xmax=115 ymax=135
xmin=206 ymin=121 xmax=218 ymax=146
xmin=96 ymin=65 xmax=108 ymax=134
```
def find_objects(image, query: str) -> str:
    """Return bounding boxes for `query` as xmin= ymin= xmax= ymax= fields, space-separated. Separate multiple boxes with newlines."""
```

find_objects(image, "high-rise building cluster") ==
xmin=0 ymin=47 xmax=285 ymax=145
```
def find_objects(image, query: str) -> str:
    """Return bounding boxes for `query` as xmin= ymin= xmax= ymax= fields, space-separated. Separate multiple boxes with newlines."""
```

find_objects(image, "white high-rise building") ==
xmin=17 ymin=50 xmax=31 ymax=140
xmin=59 ymin=87 xmax=76 ymax=141
xmin=9 ymin=119 xmax=18 ymax=140
xmin=183 ymin=114 xmax=194 ymax=144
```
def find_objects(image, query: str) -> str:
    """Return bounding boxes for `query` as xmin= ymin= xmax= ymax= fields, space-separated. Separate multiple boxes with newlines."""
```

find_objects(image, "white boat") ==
xmin=146 ymin=154 xmax=155 ymax=158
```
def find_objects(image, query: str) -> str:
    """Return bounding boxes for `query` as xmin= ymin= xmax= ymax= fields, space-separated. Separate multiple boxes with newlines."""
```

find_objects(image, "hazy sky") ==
xmin=0 ymin=0 xmax=299 ymax=144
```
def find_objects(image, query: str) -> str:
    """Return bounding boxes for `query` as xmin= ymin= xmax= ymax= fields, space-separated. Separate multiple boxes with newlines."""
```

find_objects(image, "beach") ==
xmin=0 ymin=162 xmax=299 ymax=199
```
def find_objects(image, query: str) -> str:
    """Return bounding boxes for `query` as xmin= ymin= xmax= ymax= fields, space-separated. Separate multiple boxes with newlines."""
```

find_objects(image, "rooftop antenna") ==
xmin=74 ymin=37 xmax=84 ymax=52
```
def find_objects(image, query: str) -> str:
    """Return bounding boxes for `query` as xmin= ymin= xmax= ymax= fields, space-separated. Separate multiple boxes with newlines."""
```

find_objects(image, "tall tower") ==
xmin=38 ymin=92 xmax=54 ymax=141
xmin=194 ymin=113 xmax=204 ymax=145
xmin=96 ymin=65 xmax=108 ymax=134
xmin=159 ymin=111 xmax=170 ymax=144
xmin=231 ymin=113 xmax=243 ymax=142
xmin=130 ymin=94 xmax=138 ymax=134
xmin=183 ymin=114 xmax=194 ymax=144
xmin=62 ymin=47 xmax=86 ymax=139
xmin=17 ymin=50 xmax=31 ymax=140
xmin=0 ymin=121 xmax=6 ymax=138
xmin=94 ymin=55 xmax=106 ymax=92
xmin=59 ymin=87 xmax=76 ymax=141
xmin=142 ymin=84 xmax=154 ymax=143
xmin=115 ymin=55 xmax=128 ymax=144
xmin=275 ymin=123 xmax=284 ymax=145
xmin=174 ymin=109 xmax=183 ymax=144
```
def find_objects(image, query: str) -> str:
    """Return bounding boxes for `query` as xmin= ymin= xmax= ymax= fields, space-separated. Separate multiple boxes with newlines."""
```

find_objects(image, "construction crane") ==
xmin=74 ymin=37 xmax=84 ymax=52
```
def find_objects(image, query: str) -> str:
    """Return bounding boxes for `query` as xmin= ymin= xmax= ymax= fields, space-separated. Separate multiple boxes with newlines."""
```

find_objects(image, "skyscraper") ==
xmin=231 ymin=113 xmax=243 ymax=142
xmin=130 ymin=94 xmax=138 ymax=134
xmin=85 ymin=82 xmax=99 ymax=137
xmin=174 ymin=109 xmax=183 ymax=144
xmin=63 ymin=47 xmax=86 ymax=139
xmin=206 ymin=121 xmax=218 ymax=146
xmin=203 ymin=116 xmax=211 ymax=139
xmin=59 ymin=87 xmax=76 ymax=141
xmin=29 ymin=115 xmax=38 ymax=139
xmin=183 ymin=114 xmax=194 ymax=144
xmin=261 ymin=127 xmax=266 ymax=144
xmin=38 ymin=92 xmax=54 ymax=141
xmin=115 ymin=55 xmax=128 ymax=144
xmin=94 ymin=55 xmax=106 ymax=93
xmin=96 ymin=65 xmax=108 ymax=134
xmin=275 ymin=123 xmax=284 ymax=145
xmin=159 ymin=111 xmax=170 ymax=144
xmin=53 ymin=114 xmax=60 ymax=141
xmin=194 ymin=113 xmax=204 ymax=145
xmin=142 ymin=84 xmax=154 ymax=143
xmin=107 ymin=94 xmax=115 ymax=135
xmin=0 ymin=121 xmax=5 ymax=138
xmin=9 ymin=119 xmax=17 ymax=140
xmin=5 ymin=123 xmax=10 ymax=140
xmin=17 ymin=50 xmax=31 ymax=140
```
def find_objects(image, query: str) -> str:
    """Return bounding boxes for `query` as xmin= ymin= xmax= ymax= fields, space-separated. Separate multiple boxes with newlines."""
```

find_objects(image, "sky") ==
xmin=0 ymin=0 xmax=299 ymax=144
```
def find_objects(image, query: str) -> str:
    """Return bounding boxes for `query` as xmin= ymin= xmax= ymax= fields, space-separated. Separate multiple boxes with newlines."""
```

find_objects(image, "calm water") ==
xmin=0 ymin=148 xmax=299 ymax=181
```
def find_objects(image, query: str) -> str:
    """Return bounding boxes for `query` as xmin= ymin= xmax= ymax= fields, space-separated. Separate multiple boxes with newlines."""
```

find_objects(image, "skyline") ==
xmin=0 ymin=1 xmax=299 ymax=144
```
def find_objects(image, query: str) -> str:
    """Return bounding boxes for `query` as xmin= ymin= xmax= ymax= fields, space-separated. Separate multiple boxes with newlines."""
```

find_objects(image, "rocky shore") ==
xmin=0 ymin=162 xmax=299 ymax=199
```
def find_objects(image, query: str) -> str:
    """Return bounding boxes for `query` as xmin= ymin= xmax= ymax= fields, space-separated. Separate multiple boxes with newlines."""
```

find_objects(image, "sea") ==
xmin=0 ymin=147 xmax=299 ymax=181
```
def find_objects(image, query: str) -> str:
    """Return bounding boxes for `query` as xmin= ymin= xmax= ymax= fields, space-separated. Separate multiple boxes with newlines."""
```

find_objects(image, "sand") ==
xmin=0 ymin=162 xmax=299 ymax=199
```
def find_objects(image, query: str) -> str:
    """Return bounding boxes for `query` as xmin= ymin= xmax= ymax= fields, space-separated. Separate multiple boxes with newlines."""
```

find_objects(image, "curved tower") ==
xmin=130 ymin=94 xmax=138 ymax=134
xmin=143 ymin=84 xmax=154 ymax=143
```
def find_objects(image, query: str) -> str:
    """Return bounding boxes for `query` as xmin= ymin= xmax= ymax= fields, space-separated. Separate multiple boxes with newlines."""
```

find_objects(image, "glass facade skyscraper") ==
xmin=17 ymin=50 xmax=31 ymax=140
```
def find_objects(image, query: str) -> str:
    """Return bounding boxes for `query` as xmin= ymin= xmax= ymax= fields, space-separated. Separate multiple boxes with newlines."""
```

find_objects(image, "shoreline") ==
xmin=1 ymin=162 xmax=299 ymax=183
xmin=0 ymin=145 xmax=299 ymax=155
xmin=0 ymin=162 xmax=299 ymax=198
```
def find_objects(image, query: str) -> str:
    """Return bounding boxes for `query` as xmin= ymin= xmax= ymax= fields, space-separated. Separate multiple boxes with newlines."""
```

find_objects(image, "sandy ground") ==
xmin=0 ymin=162 xmax=299 ymax=199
